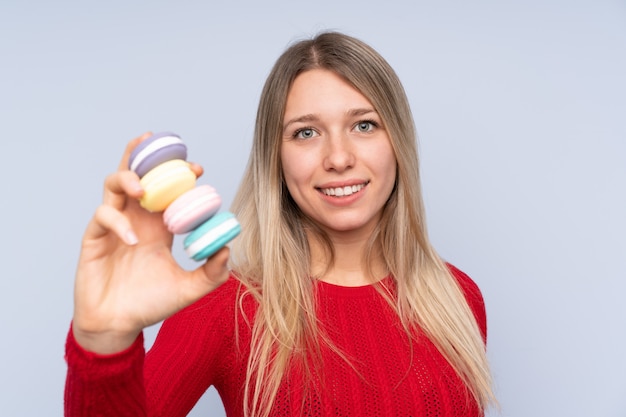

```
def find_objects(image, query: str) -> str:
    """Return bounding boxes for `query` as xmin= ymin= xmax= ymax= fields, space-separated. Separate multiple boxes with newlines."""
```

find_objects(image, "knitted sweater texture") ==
xmin=65 ymin=265 xmax=486 ymax=416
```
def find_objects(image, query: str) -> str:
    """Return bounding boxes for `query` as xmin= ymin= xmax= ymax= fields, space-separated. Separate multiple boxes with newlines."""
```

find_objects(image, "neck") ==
xmin=308 ymin=229 xmax=387 ymax=287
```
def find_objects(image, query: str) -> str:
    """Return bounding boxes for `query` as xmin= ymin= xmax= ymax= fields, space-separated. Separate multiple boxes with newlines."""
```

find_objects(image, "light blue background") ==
xmin=1 ymin=1 xmax=625 ymax=416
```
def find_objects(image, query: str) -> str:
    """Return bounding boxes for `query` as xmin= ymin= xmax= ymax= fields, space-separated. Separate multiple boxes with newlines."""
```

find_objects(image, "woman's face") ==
xmin=281 ymin=69 xmax=397 ymax=240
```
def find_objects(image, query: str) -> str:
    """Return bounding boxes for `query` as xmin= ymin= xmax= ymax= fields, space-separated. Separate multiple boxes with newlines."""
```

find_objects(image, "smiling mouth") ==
xmin=318 ymin=182 xmax=368 ymax=197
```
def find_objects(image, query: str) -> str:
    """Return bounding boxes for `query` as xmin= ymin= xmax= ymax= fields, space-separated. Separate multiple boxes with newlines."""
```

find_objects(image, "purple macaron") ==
xmin=129 ymin=132 xmax=188 ymax=178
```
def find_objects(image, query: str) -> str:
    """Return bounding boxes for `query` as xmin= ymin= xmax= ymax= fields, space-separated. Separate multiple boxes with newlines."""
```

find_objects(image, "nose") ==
xmin=322 ymin=132 xmax=355 ymax=172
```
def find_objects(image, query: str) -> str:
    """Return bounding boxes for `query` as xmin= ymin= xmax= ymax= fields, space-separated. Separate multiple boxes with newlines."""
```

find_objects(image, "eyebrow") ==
xmin=282 ymin=114 xmax=319 ymax=133
xmin=282 ymin=108 xmax=378 ymax=133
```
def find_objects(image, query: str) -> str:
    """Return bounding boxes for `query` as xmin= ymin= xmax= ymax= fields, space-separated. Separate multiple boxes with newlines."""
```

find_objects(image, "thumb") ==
xmin=182 ymin=247 xmax=231 ymax=304
xmin=200 ymin=247 xmax=231 ymax=286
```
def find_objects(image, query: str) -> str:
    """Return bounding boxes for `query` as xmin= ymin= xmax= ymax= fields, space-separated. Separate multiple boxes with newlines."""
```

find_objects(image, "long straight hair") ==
xmin=230 ymin=31 xmax=495 ymax=417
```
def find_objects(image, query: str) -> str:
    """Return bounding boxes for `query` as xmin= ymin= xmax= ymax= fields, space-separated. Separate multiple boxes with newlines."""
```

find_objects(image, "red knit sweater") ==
xmin=65 ymin=265 xmax=486 ymax=417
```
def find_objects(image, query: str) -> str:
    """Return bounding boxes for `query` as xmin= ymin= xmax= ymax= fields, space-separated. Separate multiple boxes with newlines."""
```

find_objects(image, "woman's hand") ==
xmin=72 ymin=133 xmax=230 ymax=354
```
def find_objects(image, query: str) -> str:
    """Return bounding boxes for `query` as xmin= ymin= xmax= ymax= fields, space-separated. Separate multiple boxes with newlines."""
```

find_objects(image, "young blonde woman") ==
xmin=65 ymin=32 xmax=496 ymax=417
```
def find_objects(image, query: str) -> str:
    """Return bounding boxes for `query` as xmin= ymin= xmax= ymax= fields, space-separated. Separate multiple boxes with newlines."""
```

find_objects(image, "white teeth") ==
xmin=321 ymin=183 xmax=366 ymax=197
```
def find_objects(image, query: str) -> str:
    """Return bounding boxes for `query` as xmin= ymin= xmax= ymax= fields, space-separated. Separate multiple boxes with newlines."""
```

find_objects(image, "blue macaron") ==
xmin=184 ymin=211 xmax=241 ymax=261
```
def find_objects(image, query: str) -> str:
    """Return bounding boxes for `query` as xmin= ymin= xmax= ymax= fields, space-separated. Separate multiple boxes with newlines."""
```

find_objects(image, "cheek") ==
xmin=373 ymin=150 xmax=398 ymax=202
xmin=281 ymin=146 xmax=310 ymax=194
xmin=371 ymin=143 xmax=397 ymax=182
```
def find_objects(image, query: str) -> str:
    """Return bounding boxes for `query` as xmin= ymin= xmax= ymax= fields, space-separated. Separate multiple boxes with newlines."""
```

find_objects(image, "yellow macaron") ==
xmin=139 ymin=159 xmax=196 ymax=212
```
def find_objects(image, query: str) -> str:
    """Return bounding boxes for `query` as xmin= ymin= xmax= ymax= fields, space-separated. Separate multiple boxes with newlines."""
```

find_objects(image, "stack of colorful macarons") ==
xmin=128 ymin=132 xmax=241 ymax=261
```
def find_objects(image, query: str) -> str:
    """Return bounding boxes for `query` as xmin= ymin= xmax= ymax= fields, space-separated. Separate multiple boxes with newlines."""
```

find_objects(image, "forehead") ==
xmin=284 ymin=69 xmax=374 ymax=119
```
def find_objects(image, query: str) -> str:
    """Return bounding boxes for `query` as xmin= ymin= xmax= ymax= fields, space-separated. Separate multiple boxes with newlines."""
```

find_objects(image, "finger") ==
xmin=118 ymin=132 xmax=153 ymax=171
xmin=103 ymin=171 xmax=144 ymax=210
xmin=86 ymin=204 xmax=138 ymax=245
xmin=188 ymin=162 xmax=204 ymax=178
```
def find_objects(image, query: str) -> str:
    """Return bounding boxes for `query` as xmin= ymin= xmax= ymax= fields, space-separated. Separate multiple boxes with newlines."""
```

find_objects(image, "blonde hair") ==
xmin=230 ymin=31 xmax=495 ymax=416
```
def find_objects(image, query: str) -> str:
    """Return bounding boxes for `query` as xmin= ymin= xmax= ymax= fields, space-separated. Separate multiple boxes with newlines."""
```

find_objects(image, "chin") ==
xmin=320 ymin=218 xmax=378 ymax=235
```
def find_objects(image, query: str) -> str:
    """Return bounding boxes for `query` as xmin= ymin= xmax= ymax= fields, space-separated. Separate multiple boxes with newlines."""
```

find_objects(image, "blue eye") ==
xmin=355 ymin=121 xmax=376 ymax=133
xmin=294 ymin=128 xmax=317 ymax=139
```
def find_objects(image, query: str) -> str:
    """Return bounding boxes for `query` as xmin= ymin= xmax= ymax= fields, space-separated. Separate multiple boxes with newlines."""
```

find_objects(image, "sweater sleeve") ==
xmin=143 ymin=277 xmax=242 ymax=417
xmin=447 ymin=263 xmax=487 ymax=343
xmin=64 ymin=276 xmax=242 ymax=417
xmin=64 ymin=328 xmax=147 ymax=417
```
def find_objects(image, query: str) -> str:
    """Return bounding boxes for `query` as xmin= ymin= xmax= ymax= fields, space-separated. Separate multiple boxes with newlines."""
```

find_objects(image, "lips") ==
xmin=318 ymin=181 xmax=369 ymax=197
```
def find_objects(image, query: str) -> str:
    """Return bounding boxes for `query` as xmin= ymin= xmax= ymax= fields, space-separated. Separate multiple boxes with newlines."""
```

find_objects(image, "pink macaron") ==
xmin=163 ymin=184 xmax=222 ymax=234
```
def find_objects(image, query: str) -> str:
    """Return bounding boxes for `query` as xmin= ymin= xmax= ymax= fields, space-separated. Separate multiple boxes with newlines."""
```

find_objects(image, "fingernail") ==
xmin=132 ymin=181 xmax=144 ymax=193
xmin=125 ymin=230 xmax=139 ymax=245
